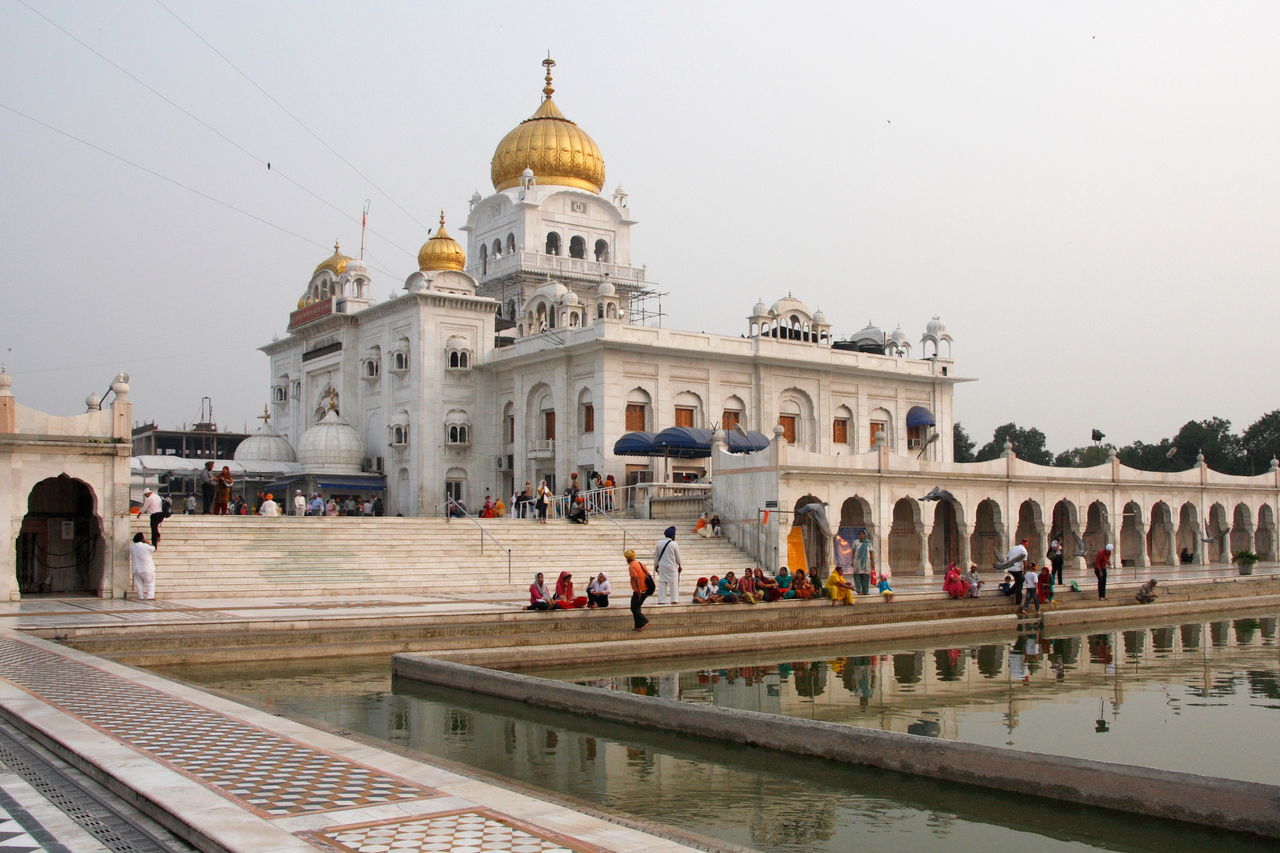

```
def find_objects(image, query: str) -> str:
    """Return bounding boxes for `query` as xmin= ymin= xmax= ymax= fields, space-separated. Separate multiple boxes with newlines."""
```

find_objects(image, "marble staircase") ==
xmin=131 ymin=515 xmax=758 ymax=598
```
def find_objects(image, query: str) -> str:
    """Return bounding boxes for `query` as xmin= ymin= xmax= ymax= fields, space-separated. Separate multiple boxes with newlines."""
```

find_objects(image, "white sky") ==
xmin=2 ymin=1 xmax=1277 ymax=452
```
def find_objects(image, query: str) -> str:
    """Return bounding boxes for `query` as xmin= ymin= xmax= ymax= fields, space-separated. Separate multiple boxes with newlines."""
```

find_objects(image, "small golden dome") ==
xmin=314 ymin=241 xmax=350 ymax=277
xmin=491 ymin=58 xmax=605 ymax=193
xmin=418 ymin=211 xmax=466 ymax=272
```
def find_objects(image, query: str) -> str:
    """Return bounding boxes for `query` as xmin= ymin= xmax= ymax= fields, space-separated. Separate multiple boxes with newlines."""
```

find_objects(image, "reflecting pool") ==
xmin=153 ymin=610 xmax=1278 ymax=852
xmin=535 ymin=613 xmax=1280 ymax=786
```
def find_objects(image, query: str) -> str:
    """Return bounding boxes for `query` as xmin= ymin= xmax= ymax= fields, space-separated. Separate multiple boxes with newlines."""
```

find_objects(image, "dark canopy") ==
xmin=612 ymin=427 xmax=770 ymax=459
xmin=613 ymin=431 xmax=658 ymax=456
xmin=906 ymin=406 xmax=936 ymax=428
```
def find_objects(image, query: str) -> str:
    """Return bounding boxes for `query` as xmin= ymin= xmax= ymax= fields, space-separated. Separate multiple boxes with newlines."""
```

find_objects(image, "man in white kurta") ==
xmin=653 ymin=526 xmax=683 ymax=604
xmin=293 ymin=490 xmax=306 ymax=516
xmin=129 ymin=533 xmax=157 ymax=601
xmin=259 ymin=494 xmax=280 ymax=517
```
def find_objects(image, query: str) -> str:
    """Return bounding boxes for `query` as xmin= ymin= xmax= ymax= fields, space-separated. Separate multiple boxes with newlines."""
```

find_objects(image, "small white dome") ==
xmin=853 ymin=321 xmax=884 ymax=343
xmin=298 ymin=408 xmax=363 ymax=473
xmin=752 ymin=298 xmax=768 ymax=316
xmin=597 ymin=278 xmax=616 ymax=297
xmin=234 ymin=418 xmax=297 ymax=464
xmin=521 ymin=167 xmax=535 ymax=178
xmin=770 ymin=295 xmax=811 ymax=316
xmin=813 ymin=309 xmax=828 ymax=326
xmin=531 ymin=280 xmax=569 ymax=302
xmin=927 ymin=315 xmax=948 ymax=336
xmin=890 ymin=324 xmax=907 ymax=344
xmin=561 ymin=290 xmax=581 ymax=306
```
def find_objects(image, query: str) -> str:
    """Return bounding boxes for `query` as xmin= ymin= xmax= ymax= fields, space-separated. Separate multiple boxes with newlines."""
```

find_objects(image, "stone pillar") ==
xmin=957 ymin=522 xmax=973 ymax=568
xmin=919 ymin=521 xmax=934 ymax=577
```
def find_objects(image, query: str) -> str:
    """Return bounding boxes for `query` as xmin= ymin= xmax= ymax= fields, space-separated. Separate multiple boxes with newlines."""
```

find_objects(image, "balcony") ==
xmin=472 ymin=251 xmax=647 ymax=286
xmin=527 ymin=439 xmax=555 ymax=460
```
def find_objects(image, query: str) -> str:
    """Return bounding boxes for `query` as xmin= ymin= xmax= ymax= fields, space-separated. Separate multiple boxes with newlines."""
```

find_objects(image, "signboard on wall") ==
xmin=289 ymin=297 xmax=334 ymax=330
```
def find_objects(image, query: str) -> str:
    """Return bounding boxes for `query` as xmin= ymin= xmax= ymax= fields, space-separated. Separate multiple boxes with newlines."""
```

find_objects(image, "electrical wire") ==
xmin=154 ymin=0 xmax=433 ymax=234
xmin=14 ymin=0 xmax=417 ymax=261
xmin=0 ymin=102 xmax=402 ymax=280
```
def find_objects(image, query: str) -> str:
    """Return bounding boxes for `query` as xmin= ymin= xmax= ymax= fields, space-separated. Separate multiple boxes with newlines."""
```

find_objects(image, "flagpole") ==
xmin=360 ymin=199 xmax=370 ymax=260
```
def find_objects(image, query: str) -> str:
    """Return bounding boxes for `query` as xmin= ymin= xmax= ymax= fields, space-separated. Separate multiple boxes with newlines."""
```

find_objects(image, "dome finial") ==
xmin=259 ymin=404 xmax=271 ymax=425
xmin=542 ymin=54 xmax=556 ymax=100
xmin=438 ymin=209 xmax=447 ymax=229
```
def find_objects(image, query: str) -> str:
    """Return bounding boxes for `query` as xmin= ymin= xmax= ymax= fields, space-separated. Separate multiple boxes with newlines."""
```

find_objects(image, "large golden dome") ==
xmin=314 ymin=241 xmax=350 ymax=276
xmin=418 ymin=211 xmax=466 ymax=272
xmin=490 ymin=58 xmax=605 ymax=194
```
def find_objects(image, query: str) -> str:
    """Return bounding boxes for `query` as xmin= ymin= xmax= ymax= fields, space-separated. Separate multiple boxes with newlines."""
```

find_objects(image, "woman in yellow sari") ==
xmin=825 ymin=565 xmax=856 ymax=606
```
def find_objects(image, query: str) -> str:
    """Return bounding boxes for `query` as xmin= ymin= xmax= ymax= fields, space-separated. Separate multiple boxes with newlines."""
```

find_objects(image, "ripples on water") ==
xmin=156 ymin=612 xmax=1279 ymax=853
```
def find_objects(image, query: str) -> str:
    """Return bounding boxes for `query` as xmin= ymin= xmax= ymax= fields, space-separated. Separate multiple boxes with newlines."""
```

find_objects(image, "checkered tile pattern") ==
xmin=0 ymin=815 xmax=42 ymax=853
xmin=310 ymin=810 xmax=582 ymax=852
xmin=0 ymin=638 xmax=435 ymax=816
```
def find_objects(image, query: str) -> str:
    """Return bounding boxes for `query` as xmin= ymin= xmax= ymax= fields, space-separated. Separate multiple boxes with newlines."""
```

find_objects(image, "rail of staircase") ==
xmin=446 ymin=499 xmax=513 ymax=582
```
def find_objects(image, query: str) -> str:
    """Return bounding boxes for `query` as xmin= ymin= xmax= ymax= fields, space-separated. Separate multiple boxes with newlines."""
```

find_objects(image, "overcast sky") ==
xmin=2 ymin=1 xmax=1277 ymax=453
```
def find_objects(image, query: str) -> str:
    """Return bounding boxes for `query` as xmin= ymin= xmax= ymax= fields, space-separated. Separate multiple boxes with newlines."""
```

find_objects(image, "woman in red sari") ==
xmin=553 ymin=571 xmax=588 ymax=608
xmin=942 ymin=562 xmax=967 ymax=599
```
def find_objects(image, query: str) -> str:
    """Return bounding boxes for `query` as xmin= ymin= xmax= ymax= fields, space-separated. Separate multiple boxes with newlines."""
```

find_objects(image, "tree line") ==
xmin=953 ymin=411 xmax=1280 ymax=476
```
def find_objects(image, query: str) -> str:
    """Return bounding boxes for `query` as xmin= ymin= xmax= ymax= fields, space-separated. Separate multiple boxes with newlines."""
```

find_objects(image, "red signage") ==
xmin=289 ymin=297 xmax=334 ymax=330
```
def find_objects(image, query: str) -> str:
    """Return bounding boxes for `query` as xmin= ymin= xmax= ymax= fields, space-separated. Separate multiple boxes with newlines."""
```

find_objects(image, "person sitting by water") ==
xmin=553 ymin=571 xmax=588 ymax=608
xmin=753 ymin=568 xmax=781 ymax=601
xmin=493 ymin=497 xmax=507 ymax=517
xmin=1038 ymin=563 xmax=1054 ymax=603
xmin=1134 ymin=578 xmax=1159 ymax=604
xmin=774 ymin=566 xmax=794 ymax=599
xmin=942 ymin=562 xmax=966 ymax=599
xmin=965 ymin=565 xmax=983 ymax=598
xmin=587 ymin=572 xmax=611 ymax=608
xmin=876 ymin=574 xmax=895 ymax=603
xmin=791 ymin=569 xmax=816 ymax=600
xmin=710 ymin=514 xmax=723 ymax=537
xmin=695 ymin=512 xmax=712 ymax=538
xmin=825 ymin=565 xmax=856 ymax=606
xmin=527 ymin=572 xmax=552 ymax=611
xmin=998 ymin=571 xmax=1016 ymax=596
xmin=566 ymin=496 xmax=590 ymax=524
xmin=692 ymin=577 xmax=718 ymax=604
xmin=738 ymin=569 xmax=760 ymax=604
xmin=716 ymin=572 xmax=742 ymax=604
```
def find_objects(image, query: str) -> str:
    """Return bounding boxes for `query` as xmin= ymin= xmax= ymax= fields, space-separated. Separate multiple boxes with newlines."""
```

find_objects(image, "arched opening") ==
xmin=1120 ymin=501 xmax=1145 ymax=567
xmin=838 ymin=495 xmax=874 ymax=540
xmin=16 ymin=475 xmax=104 ymax=595
xmin=606 ymin=303 xmax=618 ymax=319
xmin=545 ymin=232 xmax=561 ymax=256
xmin=927 ymin=499 xmax=962 ymax=573
xmin=506 ymin=233 xmax=516 ymax=254
xmin=492 ymin=239 xmax=502 ymax=257
xmin=790 ymin=495 xmax=830 ymax=581
xmin=1176 ymin=502 xmax=1200 ymax=564
xmin=569 ymin=235 xmax=586 ymax=259
xmin=970 ymin=499 xmax=1004 ymax=566
xmin=888 ymin=497 xmax=923 ymax=575
xmin=480 ymin=243 xmax=488 ymax=275
xmin=1083 ymin=501 xmax=1112 ymax=558
xmin=721 ymin=395 xmax=746 ymax=432
xmin=1208 ymin=503 xmax=1229 ymax=563
xmin=673 ymin=390 xmax=703 ymax=429
xmin=1015 ymin=500 xmax=1044 ymax=563
xmin=594 ymin=239 xmax=609 ymax=262
xmin=1147 ymin=502 xmax=1175 ymax=566
xmin=868 ymin=407 xmax=892 ymax=450
xmin=1050 ymin=499 xmax=1081 ymax=570
xmin=1256 ymin=505 xmax=1277 ymax=561
xmin=1230 ymin=503 xmax=1254 ymax=558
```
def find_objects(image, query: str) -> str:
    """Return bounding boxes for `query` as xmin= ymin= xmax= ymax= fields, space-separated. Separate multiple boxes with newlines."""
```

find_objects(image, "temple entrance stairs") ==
xmin=129 ymin=516 xmax=758 ymax=599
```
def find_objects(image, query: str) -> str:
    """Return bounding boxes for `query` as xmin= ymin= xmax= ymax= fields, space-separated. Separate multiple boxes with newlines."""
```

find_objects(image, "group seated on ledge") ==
xmin=688 ymin=566 xmax=895 ymax=605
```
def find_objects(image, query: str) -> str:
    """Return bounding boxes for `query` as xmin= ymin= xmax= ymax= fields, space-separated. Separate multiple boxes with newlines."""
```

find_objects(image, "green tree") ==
xmin=1171 ymin=417 xmax=1245 ymax=475
xmin=1117 ymin=439 xmax=1178 ymax=471
xmin=1241 ymin=410 xmax=1280 ymax=475
xmin=975 ymin=423 xmax=1053 ymax=465
xmin=1054 ymin=445 xmax=1110 ymax=467
xmin=953 ymin=423 xmax=976 ymax=463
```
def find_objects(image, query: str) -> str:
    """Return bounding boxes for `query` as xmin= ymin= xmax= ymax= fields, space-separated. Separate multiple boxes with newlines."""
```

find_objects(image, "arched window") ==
xmin=506 ymin=233 xmax=516 ymax=254
xmin=449 ymin=352 xmax=460 ymax=368
xmin=391 ymin=425 xmax=409 ymax=446
xmin=445 ymin=410 xmax=472 ymax=446
xmin=569 ymin=235 xmax=586 ymax=259
xmin=833 ymin=404 xmax=853 ymax=445
xmin=492 ymin=239 xmax=502 ymax=257
xmin=273 ymin=385 xmax=287 ymax=403
xmin=674 ymin=391 xmax=703 ymax=429
xmin=722 ymin=395 xmax=746 ymax=432
xmin=390 ymin=337 xmax=410 ymax=373
xmin=459 ymin=352 xmax=469 ymax=368
xmin=625 ymin=387 xmax=652 ymax=432
xmin=480 ymin=243 xmax=488 ymax=275
xmin=505 ymin=298 xmax=516 ymax=319
xmin=361 ymin=347 xmax=381 ymax=381
xmin=594 ymin=239 xmax=609 ymax=262
xmin=545 ymin=232 xmax=561 ymax=256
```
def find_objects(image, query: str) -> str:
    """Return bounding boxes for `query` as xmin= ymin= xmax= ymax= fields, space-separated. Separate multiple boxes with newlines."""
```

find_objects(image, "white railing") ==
xmin=471 ymin=251 xmax=647 ymax=284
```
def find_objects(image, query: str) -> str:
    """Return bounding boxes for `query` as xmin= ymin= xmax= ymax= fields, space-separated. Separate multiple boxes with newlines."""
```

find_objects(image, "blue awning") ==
xmin=653 ymin=427 xmax=715 ymax=459
xmin=906 ymin=406 xmax=936 ymax=428
xmin=316 ymin=475 xmax=386 ymax=492
xmin=725 ymin=429 xmax=770 ymax=453
xmin=613 ymin=431 xmax=657 ymax=456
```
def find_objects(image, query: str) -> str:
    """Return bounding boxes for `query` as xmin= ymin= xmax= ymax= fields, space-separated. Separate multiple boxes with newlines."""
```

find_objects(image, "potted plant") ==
xmin=1232 ymin=549 xmax=1259 ymax=576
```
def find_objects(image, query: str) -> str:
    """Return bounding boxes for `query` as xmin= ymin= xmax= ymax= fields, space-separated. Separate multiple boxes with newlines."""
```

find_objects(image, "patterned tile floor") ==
xmin=304 ymin=809 xmax=593 ymax=853
xmin=0 ymin=637 xmax=438 ymax=818
xmin=0 ymin=783 xmax=61 ymax=853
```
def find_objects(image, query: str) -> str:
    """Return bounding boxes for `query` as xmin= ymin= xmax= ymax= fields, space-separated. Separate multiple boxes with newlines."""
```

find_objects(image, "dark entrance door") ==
xmin=16 ymin=475 xmax=103 ymax=595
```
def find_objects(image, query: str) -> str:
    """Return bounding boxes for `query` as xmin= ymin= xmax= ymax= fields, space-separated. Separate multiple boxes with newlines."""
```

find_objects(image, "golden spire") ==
xmin=542 ymin=55 xmax=555 ymax=100
xmin=417 ymin=209 xmax=466 ymax=272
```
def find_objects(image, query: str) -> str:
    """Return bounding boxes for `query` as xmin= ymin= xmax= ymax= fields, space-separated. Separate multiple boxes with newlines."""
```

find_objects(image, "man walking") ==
xmin=852 ymin=529 xmax=875 ymax=596
xmin=1049 ymin=537 xmax=1065 ymax=586
xmin=198 ymin=460 xmax=215 ymax=514
xmin=140 ymin=487 xmax=165 ymax=548
xmin=654 ymin=526 xmax=682 ymax=605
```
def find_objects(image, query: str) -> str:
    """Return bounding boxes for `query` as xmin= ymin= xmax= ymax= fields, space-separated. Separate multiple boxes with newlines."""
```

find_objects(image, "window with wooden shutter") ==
xmin=582 ymin=404 xmax=595 ymax=433
xmin=544 ymin=410 xmax=556 ymax=441
xmin=674 ymin=407 xmax=694 ymax=428
xmin=721 ymin=410 xmax=741 ymax=432
xmin=778 ymin=415 xmax=797 ymax=444
xmin=833 ymin=418 xmax=848 ymax=444
xmin=625 ymin=403 xmax=646 ymax=432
